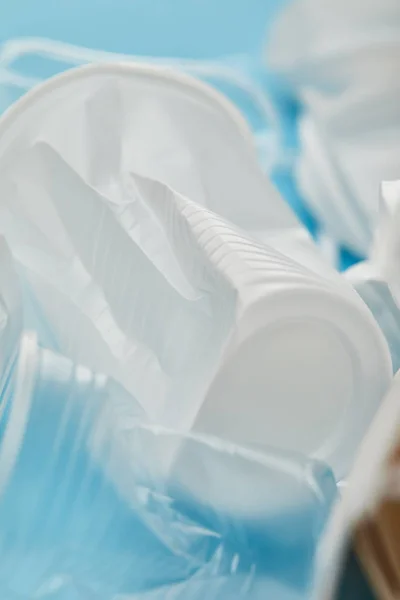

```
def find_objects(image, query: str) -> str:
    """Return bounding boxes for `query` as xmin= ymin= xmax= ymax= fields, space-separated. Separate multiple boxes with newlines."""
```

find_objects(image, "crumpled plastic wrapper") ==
xmin=0 ymin=327 xmax=337 ymax=599
xmin=0 ymin=235 xmax=336 ymax=599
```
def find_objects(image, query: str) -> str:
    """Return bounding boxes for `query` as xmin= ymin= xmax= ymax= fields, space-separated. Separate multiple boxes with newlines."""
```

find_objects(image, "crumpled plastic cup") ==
xmin=0 ymin=332 xmax=337 ymax=599
xmin=0 ymin=37 xmax=277 ymax=143
xmin=266 ymin=0 xmax=400 ymax=257
xmin=0 ymin=63 xmax=392 ymax=481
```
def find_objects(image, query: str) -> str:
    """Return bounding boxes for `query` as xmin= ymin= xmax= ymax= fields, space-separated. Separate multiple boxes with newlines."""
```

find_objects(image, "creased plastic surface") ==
xmin=0 ymin=65 xmax=391 ymax=479
xmin=0 ymin=333 xmax=336 ymax=599
xmin=0 ymin=33 xmax=335 ymax=253
xmin=0 ymin=36 xmax=334 ymax=262
xmin=266 ymin=0 xmax=400 ymax=256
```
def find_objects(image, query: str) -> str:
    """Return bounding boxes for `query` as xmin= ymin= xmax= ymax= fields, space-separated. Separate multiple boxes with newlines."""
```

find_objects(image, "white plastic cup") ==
xmin=0 ymin=63 xmax=392 ymax=480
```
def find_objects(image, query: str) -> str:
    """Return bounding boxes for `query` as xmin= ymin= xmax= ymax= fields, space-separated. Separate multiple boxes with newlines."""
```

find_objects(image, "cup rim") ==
xmin=0 ymin=61 xmax=256 ymax=160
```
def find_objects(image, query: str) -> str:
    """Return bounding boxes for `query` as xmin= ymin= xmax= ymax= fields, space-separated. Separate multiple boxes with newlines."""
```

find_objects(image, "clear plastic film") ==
xmin=0 ymin=332 xmax=336 ymax=599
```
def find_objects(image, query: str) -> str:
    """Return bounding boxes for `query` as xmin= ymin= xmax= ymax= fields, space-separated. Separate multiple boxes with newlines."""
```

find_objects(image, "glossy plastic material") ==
xmin=0 ymin=36 xmax=307 ymax=244
xmin=0 ymin=64 xmax=391 ymax=479
xmin=0 ymin=333 xmax=336 ymax=599
xmin=267 ymin=0 xmax=400 ymax=256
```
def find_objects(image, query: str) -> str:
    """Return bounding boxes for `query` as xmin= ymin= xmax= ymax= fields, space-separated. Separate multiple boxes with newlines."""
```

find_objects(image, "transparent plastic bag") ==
xmin=0 ymin=332 xmax=336 ymax=599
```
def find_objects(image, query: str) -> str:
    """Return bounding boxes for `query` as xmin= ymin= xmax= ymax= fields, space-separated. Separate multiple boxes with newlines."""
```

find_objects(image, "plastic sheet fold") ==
xmin=0 ymin=333 xmax=336 ymax=599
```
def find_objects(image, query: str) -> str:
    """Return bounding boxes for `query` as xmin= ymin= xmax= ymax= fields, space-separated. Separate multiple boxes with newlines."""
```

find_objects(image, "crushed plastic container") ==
xmin=266 ymin=0 xmax=400 ymax=257
xmin=0 ymin=63 xmax=391 ymax=480
xmin=0 ymin=332 xmax=337 ymax=598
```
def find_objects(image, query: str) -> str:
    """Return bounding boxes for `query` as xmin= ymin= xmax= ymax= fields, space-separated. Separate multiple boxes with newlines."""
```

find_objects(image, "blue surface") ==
xmin=0 ymin=0 xmax=284 ymax=58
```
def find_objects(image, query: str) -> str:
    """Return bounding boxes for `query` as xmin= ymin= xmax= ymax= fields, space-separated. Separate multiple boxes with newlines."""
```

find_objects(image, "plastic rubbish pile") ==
xmin=0 ymin=0 xmax=398 ymax=598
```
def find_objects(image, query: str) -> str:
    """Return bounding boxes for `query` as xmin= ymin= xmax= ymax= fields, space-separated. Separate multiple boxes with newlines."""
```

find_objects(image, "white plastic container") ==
xmin=0 ymin=63 xmax=392 ymax=480
xmin=266 ymin=0 xmax=400 ymax=256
